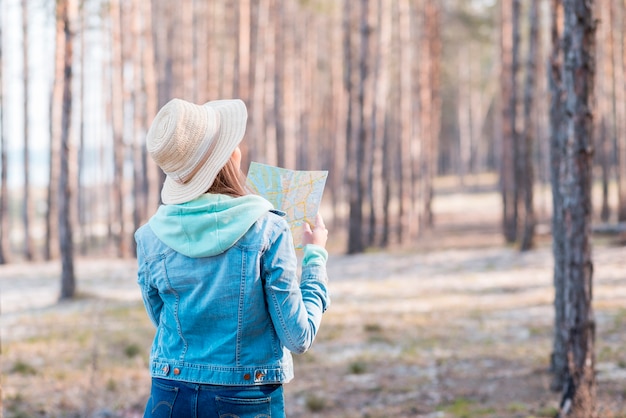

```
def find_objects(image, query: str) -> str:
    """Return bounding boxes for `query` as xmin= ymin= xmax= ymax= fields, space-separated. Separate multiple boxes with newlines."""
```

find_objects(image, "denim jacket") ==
xmin=134 ymin=193 xmax=329 ymax=386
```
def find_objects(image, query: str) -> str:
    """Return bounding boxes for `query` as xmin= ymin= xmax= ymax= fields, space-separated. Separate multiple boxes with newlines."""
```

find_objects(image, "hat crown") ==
xmin=145 ymin=98 xmax=248 ymax=204
xmin=147 ymin=99 xmax=219 ymax=185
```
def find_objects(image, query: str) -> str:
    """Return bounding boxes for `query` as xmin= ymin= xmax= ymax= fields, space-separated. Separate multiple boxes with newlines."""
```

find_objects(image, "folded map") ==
xmin=246 ymin=161 xmax=328 ymax=249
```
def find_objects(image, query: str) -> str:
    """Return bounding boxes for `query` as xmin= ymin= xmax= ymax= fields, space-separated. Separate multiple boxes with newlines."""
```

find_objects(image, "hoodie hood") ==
xmin=148 ymin=193 xmax=274 ymax=258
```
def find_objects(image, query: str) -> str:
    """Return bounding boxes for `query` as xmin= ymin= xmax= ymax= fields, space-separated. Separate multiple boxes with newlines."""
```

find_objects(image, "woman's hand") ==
xmin=302 ymin=213 xmax=328 ymax=248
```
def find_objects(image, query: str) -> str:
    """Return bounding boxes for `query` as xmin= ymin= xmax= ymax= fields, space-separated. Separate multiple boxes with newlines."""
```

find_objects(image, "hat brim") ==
xmin=160 ymin=99 xmax=248 ymax=204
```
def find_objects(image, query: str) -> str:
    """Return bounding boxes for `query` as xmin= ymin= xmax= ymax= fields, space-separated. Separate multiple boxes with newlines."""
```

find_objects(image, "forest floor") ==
xmin=1 ymin=177 xmax=626 ymax=418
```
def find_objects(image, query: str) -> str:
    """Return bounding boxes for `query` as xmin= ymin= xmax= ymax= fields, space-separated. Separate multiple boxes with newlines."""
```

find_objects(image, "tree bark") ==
xmin=109 ymin=0 xmax=127 ymax=258
xmin=347 ymin=0 xmax=369 ymax=253
xmin=595 ymin=0 xmax=611 ymax=223
xmin=549 ymin=0 xmax=568 ymax=393
xmin=519 ymin=0 xmax=539 ymax=251
xmin=557 ymin=0 xmax=597 ymax=414
xmin=500 ymin=0 xmax=518 ymax=243
xmin=22 ymin=0 xmax=33 ymax=261
xmin=613 ymin=0 xmax=626 ymax=221
xmin=0 ymin=0 xmax=8 ymax=264
xmin=420 ymin=0 xmax=439 ymax=230
xmin=58 ymin=0 xmax=75 ymax=300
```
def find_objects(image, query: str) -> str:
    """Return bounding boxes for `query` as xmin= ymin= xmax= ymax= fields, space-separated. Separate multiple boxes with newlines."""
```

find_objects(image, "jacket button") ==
xmin=255 ymin=372 xmax=265 ymax=380
xmin=243 ymin=373 xmax=251 ymax=380
xmin=173 ymin=368 xmax=181 ymax=375
xmin=162 ymin=365 xmax=170 ymax=374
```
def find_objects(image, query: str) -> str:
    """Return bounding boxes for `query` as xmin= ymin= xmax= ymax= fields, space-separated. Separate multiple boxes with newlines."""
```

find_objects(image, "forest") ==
xmin=1 ymin=0 xmax=625 ymax=416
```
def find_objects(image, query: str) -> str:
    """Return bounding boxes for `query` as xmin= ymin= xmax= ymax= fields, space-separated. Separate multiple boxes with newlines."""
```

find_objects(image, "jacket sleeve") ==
xmin=261 ymin=220 xmax=330 ymax=355
xmin=136 ymin=237 xmax=163 ymax=328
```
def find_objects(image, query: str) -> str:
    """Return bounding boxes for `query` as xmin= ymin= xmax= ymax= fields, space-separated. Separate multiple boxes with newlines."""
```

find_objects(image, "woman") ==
xmin=135 ymin=98 xmax=329 ymax=418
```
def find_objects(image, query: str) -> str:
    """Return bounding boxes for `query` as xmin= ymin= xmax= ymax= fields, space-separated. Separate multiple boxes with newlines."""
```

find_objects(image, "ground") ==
xmin=1 ymin=180 xmax=625 ymax=417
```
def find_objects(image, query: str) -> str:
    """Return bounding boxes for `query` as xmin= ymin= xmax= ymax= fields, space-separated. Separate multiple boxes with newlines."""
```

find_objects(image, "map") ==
xmin=246 ymin=162 xmax=328 ymax=249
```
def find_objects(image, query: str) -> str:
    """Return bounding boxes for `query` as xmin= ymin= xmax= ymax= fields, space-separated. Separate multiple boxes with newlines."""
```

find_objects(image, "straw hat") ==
xmin=146 ymin=98 xmax=248 ymax=204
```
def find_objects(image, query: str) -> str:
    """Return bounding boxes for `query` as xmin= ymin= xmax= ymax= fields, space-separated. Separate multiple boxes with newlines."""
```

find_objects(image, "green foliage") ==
xmin=305 ymin=393 xmax=326 ymax=412
xmin=348 ymin=360 xmax=368 ymax=375
xmin=10 ymin=360 xmax=37 ymax=376
xmin=124 ymin=343 xmax=141 ymax=358
xmin=436 ymin=397 xmax=497 ymax=417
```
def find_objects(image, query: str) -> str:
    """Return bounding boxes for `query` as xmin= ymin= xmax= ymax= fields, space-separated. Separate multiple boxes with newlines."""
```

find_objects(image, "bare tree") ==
xmin=519 ymin=0 xmax=540 ymax=251
xmin=556 ymin=0 xmax=597 ymax=414
xmin=549 ymin=0 xmax=567 ymax=393
xmin=22 ymin=0 xmax=33 ymax=260
xmin=420 ymin=0 xmax=441 ymax=230
xmin=109 ymin=0 xmax=127 ymax=258
xmin=0 ymin=0 xmax=8 ymax=264
xmin=614 ymin=0 xmax=626 ymax=222
xmin=346 ymin=0 xmax=369 ymax=254
xmin=500 ymin=0 xmax=520 ymax=243
xmin=58 ymin=0 xmax=76 ymax=300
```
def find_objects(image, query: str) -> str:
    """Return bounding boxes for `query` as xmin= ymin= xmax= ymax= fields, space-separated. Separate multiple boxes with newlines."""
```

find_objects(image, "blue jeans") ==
xmin=144 ymin=378 xmax=285 ymax=418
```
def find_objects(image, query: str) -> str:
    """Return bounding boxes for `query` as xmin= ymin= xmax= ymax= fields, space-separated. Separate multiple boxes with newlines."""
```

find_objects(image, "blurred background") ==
xmin=1 ymin=0 xmax=625 ymax=416
xmin=1 ymin=0 xmax=625 ymax=263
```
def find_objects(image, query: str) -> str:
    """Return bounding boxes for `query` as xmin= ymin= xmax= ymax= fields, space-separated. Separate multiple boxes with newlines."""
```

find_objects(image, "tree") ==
xmin=58 ymin=0 xmax=76 ymax=300
xmin=614 ymin=0 xmax=626 ymax=222
xmin=22 ymin=0 xmax=33 ymax=260
xmin=556 ymin=0 xmax=597 ymax=414
xmin=346 ymin=0 xmax=369 ymax=254
xmin=500 ymin=0 xmax=520 ymax=243
xmin=549 ymin=0 xmax=567 ymax=393
xmin=519 ymin=0 xmax=540 ymax=251
xmin=109 ymin=0 xmax=127 ymax=258
xmin=0 ymin=0 xmax=8 ymax=265
xmin=419 ymin=0 xmax=441 ymax=230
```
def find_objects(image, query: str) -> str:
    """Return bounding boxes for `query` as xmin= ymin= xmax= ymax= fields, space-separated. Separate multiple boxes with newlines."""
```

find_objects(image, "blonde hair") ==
xmin=206 ymin=157 xmax=248 ymax=197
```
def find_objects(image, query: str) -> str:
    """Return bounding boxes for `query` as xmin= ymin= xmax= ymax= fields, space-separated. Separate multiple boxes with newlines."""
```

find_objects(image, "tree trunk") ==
xmin=420 ymin=0 xmax=439 ymax=230
xmin=109 ymin=0 xmax=127 ymax=258
xmin=58 ymin=0 xmax=75 ymax=300
xmin=273 ymin=0 xmax=287 ymax=168
xmin=343 ymin=0 xmax=356 ymax=253
xmin=0 ymin=0 xmax=8 ymax=264
xmin=558 ymin=0 xmax=597 ymax=414
xmin=347 ymin=0 xmax=369 ymax=254
xmin=613 ymin=0 xmax=626 ymax=221
xmin=549 ymin=0 xmax=568 ymax=393
xmin=367 ymin=0 xmax=388 ymax=247
xmin=45 ymin=0 xmax=65 ymax=261
xmin=500 ymin=0 xmax=517 ymax=243
xmin=398 ymin=0 xmax=415 ymax=244
xmin=519 ymin=0 xmax=539 ymax=251
xmin=596 ymin=0 xmax=611 ymax=223
xmin=77 ymin=0 xmax=87 ymax=255
xmin=22 ymin=0 xmax=33 ymax=261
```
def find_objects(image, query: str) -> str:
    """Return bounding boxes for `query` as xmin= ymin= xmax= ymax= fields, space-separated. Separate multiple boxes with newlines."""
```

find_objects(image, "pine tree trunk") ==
xmin=519 ymin=0 xmax=539 ymax=251
xmin=596 ymin=0 xmax=611 ymax=223
xmin=420 ymin=0 xmax=439 ymax=230
xmin=500 ymin=0 xmax=518 ymax=243
xmin=0 ymin=0 xmax=8 ymax=264
xmin=109 ymin=0 xmax=127 ymax=257
xmin=347 ymin=0 xmax=369 ymax=253
xmin=614 ymin=0 xmax=626 ymax=221
xmin=549 ymin=0 xmax=568 ymax=392
xmin=398 ymin=0 xmax=415 ymax=244
xmin=273 ymin=0 xmax=286 ymax=168
xmin=46 ymin=0 xmax=67 ymax=261
xmin=558 ymin=0 xmax=596 ymax=414
xmin=22 ymin=0 xmax=33 ymax=261
xmin=58 ymin=0 xmax=75 ymax=300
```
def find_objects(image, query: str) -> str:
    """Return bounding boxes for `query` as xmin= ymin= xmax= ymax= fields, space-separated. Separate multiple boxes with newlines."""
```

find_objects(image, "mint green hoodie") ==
xmin=148 ymin=193 xmax=274 ymax=258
